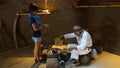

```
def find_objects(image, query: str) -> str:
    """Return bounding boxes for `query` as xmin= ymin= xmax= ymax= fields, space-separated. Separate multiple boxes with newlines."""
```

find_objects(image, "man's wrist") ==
xmin=60 ymin=35 xmax=65 ymax=40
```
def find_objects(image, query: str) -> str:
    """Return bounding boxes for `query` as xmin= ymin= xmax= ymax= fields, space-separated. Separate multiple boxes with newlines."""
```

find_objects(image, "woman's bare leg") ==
xmin=34 ymin=41 xmax=41 ymax=61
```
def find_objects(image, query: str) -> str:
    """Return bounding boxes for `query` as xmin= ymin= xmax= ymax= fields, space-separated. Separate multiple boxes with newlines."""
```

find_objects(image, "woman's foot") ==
xmin=34 ymin=59 xmax=41 ymax=64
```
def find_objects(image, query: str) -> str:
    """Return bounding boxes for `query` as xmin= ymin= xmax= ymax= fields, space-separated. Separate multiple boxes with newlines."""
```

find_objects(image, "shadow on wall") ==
xmin=16 ymin=16 xmax=30 ymax=47
xmin=100 ymin=16 xmax=119 ymax=53
xmin=0 ymin=18 xmax=14 ymax=52
xmin=0 ymin=0 xmax=9 ymax=5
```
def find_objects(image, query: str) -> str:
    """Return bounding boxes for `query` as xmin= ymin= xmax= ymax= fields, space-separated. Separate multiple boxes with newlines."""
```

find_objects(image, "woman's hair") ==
xmin=29 ymin=3 xmax=39 ymax=11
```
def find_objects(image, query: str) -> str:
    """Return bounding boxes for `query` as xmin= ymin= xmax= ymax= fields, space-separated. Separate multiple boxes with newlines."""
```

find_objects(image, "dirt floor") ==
xmin=0 ymin=46 xmax=120 ymax=68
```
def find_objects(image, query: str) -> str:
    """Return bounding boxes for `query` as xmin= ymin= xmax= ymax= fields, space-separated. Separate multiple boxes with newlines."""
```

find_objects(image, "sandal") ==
xmin=75 ymin=62 xmax=80 ymax=66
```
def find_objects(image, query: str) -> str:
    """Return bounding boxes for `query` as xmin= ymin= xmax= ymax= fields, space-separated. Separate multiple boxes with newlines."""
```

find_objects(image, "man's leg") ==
xmin=67 ymin=44 xmax=77 ymax=53
xmin=70 ymin=50 xmax=79 ymax=59
xmin=70 ymin=50 xmax=80 ymax=66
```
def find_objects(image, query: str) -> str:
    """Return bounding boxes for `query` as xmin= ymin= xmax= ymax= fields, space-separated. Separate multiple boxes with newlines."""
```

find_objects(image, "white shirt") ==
xmin=64 ymin=30 xmax=92 ymax=55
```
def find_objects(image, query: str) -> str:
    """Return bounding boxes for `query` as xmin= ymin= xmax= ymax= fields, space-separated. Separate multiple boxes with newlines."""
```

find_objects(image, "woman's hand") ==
xmin=43 ymin=24 xmax=49 ymax=28
xmin=39 ymin=24 xmax=49 ymax=30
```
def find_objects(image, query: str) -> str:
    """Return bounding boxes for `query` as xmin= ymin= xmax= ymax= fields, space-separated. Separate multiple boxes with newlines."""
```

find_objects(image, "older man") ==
xmin=60 ymin=25 xmax=92 ymax=66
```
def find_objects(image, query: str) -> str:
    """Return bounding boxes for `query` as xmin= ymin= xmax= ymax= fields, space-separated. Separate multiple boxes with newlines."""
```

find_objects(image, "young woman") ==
xmin=28 ymin=3 xmax=48 ymax=64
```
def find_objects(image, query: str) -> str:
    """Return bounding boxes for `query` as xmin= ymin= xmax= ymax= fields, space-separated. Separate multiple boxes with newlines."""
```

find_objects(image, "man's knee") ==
xmin=67 ymin=44 xmax=77 ymax=49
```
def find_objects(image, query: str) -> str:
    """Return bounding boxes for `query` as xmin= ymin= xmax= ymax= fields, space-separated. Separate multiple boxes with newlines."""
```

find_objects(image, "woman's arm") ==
xmin=32 ymin=23 xmax=39 ymax=31
xmin=32 ymin=23 xmax=49 ymax=31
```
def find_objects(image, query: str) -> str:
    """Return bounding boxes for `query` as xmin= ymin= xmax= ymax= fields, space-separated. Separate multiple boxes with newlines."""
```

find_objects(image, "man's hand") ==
xmin=68 ymin=46 xmax=77 ymax=51
xmin=60 ymin=35 xmax=65 ymax=40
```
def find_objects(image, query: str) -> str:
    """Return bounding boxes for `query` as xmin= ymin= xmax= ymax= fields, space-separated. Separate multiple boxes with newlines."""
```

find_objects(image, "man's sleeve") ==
xmin=77 ymin=32 xmax=88 ymax=50
xmin=64 ymin=33 xmax=76 ymax=39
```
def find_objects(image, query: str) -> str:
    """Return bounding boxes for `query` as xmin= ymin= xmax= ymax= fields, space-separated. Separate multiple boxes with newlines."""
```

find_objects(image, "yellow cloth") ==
xmin=52 ymin=45 xmax=67 ymax=51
